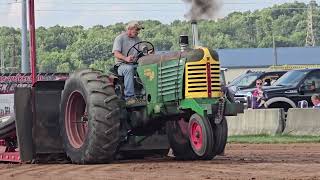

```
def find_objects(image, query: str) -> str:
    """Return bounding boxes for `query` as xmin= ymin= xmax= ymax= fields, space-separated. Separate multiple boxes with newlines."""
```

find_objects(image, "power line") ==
xmin=32 ymin=7 xmax=317 ymax=12
xmin=35 ymin=9 xmax=178 ymax=12
xmin=62 ymin=2 xmax=276 ymax=5
xmin=35 ymin=0 xmax=313 ymax=4
xmin=0 ymin=1 xmax=318 ymax=15
xmin=1 ymin=7 xmax=315 ymax=15
xmin=0 ymin=1 xmax=21 ymax=5
xmin=0 ymin=1 xmax=316 ymax=5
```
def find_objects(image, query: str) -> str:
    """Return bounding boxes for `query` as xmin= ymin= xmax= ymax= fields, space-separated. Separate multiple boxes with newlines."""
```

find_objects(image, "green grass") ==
xmin=227 ymin=134 xmax=320 ymax=144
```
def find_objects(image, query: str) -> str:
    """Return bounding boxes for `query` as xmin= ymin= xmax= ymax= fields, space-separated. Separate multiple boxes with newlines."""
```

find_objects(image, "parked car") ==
xmin=234 ymin=68 xmax=320 ymax=111
xmin=226 ymin=70 xmax=287 ymax=101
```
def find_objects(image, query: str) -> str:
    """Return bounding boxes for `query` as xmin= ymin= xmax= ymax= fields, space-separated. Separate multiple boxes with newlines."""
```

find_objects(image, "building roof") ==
xmin=217 ymin=47 xmax=320 ymax=68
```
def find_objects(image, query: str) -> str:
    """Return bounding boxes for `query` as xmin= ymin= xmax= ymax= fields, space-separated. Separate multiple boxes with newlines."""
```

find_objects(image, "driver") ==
xmin=112 ymin=21 xmax=145 ymax=106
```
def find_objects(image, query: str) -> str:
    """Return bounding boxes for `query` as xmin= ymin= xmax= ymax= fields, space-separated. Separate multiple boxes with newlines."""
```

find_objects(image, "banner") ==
xmin=0 ymin=73 xmax=69 ymax=117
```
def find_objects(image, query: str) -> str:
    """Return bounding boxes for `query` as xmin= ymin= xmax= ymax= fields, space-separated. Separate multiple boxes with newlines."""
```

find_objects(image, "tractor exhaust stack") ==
xmin=179 ymin=35 xmax=189 ymax=51
xmin=191 ymin=20 xmax=199 ymax=47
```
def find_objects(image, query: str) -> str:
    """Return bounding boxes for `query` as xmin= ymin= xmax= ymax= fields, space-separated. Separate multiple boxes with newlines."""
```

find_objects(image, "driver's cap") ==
xmin=126 ymin=21 xmax=144 ymax=30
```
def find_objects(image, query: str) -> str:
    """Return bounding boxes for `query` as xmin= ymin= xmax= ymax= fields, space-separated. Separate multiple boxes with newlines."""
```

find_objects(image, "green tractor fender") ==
xmin=179 ymin=98 xmax=211 ymax=117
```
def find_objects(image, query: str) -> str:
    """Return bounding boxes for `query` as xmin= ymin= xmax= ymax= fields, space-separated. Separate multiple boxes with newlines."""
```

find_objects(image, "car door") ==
xmin=298 ymin=70 xmax=320 ymax=106
xmin=262 ymin=75 xmax=279 ymax=86
xmin=261 ymin=72 xmax=285 ymax=86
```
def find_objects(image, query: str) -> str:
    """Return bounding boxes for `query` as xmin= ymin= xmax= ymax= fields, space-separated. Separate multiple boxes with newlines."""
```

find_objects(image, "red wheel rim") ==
xmin=190 ymin=121 xmax=203 ymax=151
xmin=65 ymin=91 xmax=88 ymax=149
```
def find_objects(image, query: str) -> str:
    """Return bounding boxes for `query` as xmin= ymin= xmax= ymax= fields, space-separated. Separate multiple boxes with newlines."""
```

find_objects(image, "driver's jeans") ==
xmin=117 ymin=63 xmax=137 ymax=99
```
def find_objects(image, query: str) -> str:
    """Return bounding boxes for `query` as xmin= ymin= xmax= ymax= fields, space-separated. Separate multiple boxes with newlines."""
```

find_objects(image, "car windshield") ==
xmin=229 ymin=73 xmax=260 ymax=87
xmin=273 ymin=70 xmax=308 ymax=87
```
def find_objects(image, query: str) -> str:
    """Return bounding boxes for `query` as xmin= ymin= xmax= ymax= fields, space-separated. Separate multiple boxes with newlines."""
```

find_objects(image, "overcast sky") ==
xmin=0 ymin=0 xmax=315 ymax=28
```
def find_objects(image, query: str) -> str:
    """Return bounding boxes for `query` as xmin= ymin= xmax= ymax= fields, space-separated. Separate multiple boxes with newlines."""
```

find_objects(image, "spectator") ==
xmin=311 ymin=94 xmax=320 ymax=109
xmin=264 ymin=79 xmax=271 ymax=86
xmin=251 ymin=79 xmax=266 ymax=109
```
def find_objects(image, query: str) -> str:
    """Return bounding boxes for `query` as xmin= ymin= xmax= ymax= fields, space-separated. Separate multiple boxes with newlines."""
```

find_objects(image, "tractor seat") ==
xmin=109 ymin=65 xmax=123 ymax=78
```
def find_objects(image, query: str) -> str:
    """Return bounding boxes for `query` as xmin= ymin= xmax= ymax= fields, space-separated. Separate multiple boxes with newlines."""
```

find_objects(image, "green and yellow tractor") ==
xmin=15 ymin=38 xmax=242 ymax=164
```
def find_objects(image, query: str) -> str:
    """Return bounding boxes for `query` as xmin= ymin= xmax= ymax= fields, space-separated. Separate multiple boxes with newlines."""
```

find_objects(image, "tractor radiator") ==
xmin=185 ymin=48 xmax=221 ymax=99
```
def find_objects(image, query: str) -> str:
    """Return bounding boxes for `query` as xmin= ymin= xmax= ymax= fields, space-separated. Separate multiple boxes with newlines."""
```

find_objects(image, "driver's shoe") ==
xmin=125 ymin=97 xmax=146 ymax=107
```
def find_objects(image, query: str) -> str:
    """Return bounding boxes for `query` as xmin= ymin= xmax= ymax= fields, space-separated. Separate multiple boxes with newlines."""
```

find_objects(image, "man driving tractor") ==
xmin=112 ymin=21 xmax=148 ymax=106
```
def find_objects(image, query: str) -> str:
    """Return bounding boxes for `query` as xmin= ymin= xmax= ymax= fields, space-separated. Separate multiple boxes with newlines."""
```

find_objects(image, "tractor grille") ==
xmin=185 ymin=59 xmax=221 ymax=98
xmin=158 ymin=60 xmax=185 ymax=102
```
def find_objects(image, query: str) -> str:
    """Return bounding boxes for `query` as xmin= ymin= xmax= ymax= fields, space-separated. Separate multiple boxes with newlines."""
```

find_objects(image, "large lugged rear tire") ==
xmin=213 ymin=117 xmax=228 ymax=155
xmin=60 ymin=69 xmax=121 ymax=164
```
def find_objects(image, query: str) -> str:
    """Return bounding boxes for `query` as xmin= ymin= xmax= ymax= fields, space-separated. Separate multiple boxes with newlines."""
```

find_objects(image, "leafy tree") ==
xmin=0 ymin=2 xmax=318 ymax=73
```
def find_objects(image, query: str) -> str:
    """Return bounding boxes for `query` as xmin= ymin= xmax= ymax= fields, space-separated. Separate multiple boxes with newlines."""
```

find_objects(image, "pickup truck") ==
xmin=234 ymin=68 xmax=320 ymax=111
xmin=226 ymin=70 xmax=286 ymax=101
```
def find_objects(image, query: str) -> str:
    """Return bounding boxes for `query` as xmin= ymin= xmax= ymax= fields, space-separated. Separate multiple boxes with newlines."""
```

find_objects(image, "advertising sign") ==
xmin=0 ymin=73 xmax=68 ymax=118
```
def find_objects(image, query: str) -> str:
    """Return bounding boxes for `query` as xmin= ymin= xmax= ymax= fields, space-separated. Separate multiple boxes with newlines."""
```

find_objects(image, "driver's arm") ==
xmin=113 ymin=50 xmax=133 ymax=63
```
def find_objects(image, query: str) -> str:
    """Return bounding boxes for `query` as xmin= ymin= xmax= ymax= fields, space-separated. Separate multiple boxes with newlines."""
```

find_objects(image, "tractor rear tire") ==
xmin=0 ymin=116 xmax=15 ymax=138
xmin=166 ymin=118 xmax=197 ymax=160
xmin=60 ymin=69 xmax=121 ymax=164
xmin=213 ymin=117 xmax=228 ymax=155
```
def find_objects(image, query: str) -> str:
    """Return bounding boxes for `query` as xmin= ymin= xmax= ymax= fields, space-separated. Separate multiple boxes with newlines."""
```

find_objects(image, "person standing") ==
xmin=251 ymin=79 xmax=266 ymax=109
xmin=311 ymin=94 xmax=320 ymax=109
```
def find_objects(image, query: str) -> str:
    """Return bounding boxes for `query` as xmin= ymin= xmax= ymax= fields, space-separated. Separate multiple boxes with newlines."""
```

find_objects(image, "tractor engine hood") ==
xmin=138 ymin=48 xmax=219 ymax=66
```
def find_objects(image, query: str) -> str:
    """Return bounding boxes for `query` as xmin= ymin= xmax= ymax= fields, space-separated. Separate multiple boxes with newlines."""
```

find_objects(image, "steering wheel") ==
xmin=126 ymin=41 xmax=154 ymax=63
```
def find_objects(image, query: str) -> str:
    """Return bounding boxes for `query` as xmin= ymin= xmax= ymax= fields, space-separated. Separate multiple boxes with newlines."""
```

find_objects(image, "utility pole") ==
xmin=29 ymin=0 xmax=37 ymax=85
xmin=0 ymin=46 xmax=4 ymax=73
xmin=10 ymin=35 xmax=17 ymax=70
xmin=273 ymin=34 xmax=278 ymax=66
xmin=21 ymin=0 xmax=30 ymax=73
xmin=305 ymin=0 xmax=317 ymax=47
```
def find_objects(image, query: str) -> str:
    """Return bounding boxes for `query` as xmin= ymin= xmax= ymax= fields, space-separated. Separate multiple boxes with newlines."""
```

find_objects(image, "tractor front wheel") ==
xmin=60 ymin=69 xmax=121 ymax=164
xmin=188 ymin=114 xmax=215 ymax=160
xmin=166 ymin=117 xmax=197 ymax=160
xmin=167 ymin=113 xmax=215 ymax=160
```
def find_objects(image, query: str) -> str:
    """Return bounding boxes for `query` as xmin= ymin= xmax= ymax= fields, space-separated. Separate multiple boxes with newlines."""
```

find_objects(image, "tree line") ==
xmin=0 ymin=2 xmax=319 ymax=73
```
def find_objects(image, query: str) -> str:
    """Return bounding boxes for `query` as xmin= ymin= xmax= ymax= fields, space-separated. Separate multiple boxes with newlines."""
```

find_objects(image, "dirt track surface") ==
xmin=1 ymin=143 xmax=320 ymax=180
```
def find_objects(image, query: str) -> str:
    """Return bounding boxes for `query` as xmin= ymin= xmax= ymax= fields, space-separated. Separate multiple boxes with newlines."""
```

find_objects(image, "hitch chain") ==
xmin=214 ymin=97 xmax=225 ymax=124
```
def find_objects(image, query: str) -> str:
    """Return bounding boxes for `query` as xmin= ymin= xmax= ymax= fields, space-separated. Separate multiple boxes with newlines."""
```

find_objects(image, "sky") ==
xmin=0 ymin=0 xmax=316 ymax=28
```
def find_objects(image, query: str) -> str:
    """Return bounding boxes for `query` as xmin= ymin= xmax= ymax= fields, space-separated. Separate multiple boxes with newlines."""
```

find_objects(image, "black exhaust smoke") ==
xmin=182 ymin=0 xmax=222 ymax=20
